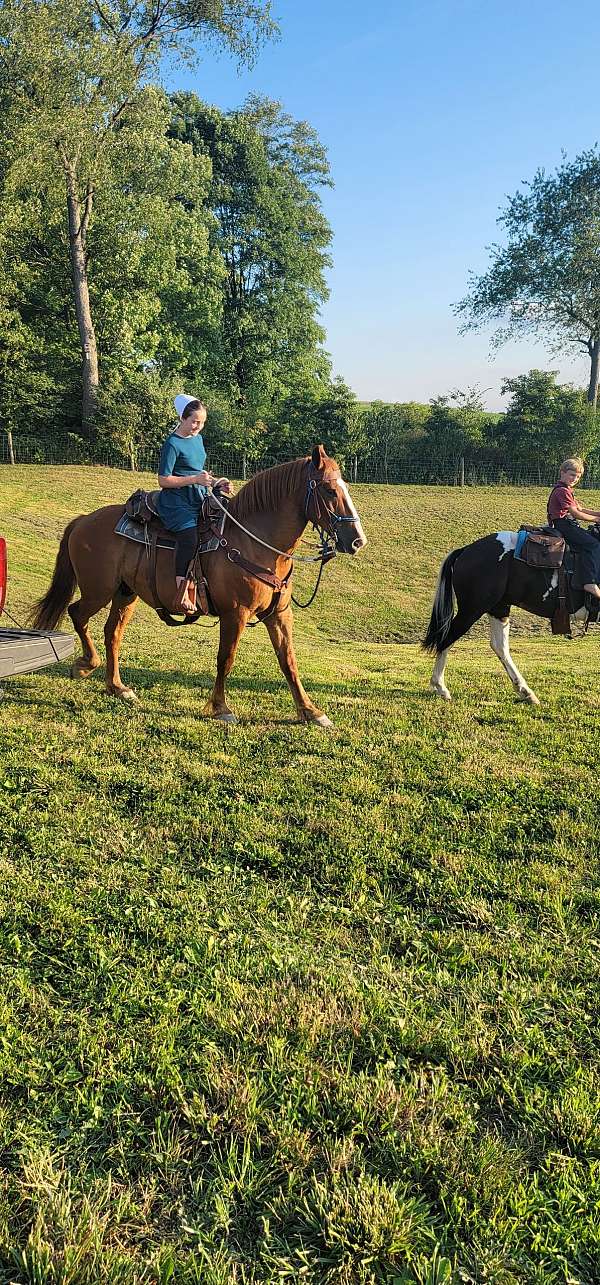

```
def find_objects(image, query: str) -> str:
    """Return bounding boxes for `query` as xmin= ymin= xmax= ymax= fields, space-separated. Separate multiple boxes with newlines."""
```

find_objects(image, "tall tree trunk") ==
xmin=64 ymin=163 xmax=99 ymax=439
xmin=587 ymin=336 xmax=600 ymax=408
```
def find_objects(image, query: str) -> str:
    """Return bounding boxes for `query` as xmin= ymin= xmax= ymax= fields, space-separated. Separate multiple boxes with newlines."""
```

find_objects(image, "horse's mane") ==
xmin=230 ymin=457 xmax=309 ymax=521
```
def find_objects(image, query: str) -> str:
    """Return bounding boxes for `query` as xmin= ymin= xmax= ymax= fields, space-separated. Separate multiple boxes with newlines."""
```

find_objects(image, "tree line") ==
xmin=3 ymin=2 xmax=600 ymax=481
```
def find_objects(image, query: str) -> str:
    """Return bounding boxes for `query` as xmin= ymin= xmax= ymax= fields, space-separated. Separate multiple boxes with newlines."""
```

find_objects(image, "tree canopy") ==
xmin=0 ymin=0 xmax=274 ymax=432
xmin=456 ymin=148 xmax=600 ymax=407
xmin=168 ymin=93 xmax=333 ymax=438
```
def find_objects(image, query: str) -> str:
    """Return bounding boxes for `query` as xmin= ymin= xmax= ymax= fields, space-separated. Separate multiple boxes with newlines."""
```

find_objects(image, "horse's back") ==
xmin=67 ymin=505 xmax=127 ymax=590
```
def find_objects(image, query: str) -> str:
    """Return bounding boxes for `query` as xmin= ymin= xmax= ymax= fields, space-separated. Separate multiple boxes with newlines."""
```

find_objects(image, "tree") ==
xmin=497 ymin=370 xmax=599 ymax=475
xmin=456 ymin=149 xmax=600 ymax=407
xmin=168 ymin=93 xmax=333 ymax=427
xmin=360 ymin=401 xmax=431 ymax=480
xmin=271 ymin=378 xmax=360 ymax=467
xmin=425 ymin=386 xmax=489 ymax=456
xmin=0 ymin=0 xmax=274 ymax=435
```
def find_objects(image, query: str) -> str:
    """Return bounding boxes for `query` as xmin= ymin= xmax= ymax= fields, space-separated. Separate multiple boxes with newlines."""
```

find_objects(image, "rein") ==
xmin=205 ymin=462 xmax=355 ymax=611
xmin=209 ymin=486 xmax=334 ymax=565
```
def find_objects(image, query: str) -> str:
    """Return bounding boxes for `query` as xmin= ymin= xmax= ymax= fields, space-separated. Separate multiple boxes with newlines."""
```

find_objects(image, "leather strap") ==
xmin=551 ymin=564 xmax=571 ymax=636
xmin=225 ymin=546 xmax=292 ymax=592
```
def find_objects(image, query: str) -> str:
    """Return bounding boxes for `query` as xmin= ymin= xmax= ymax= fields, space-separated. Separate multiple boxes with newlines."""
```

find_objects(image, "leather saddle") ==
xmin=115 ymin=489 xmax=227 ymax=623
xmin=515 ymin=525 xmax=565 ymax=569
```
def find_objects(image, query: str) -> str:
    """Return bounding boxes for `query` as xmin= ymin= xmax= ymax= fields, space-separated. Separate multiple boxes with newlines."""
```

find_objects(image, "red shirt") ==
xmin=547 ymin=483 xmax=575 ymax=521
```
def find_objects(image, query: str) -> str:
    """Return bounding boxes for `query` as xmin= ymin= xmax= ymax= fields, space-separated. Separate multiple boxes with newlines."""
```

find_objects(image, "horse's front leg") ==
xmin=204 ymin=609 xmax=249 ymax=724
xmin=265 ymin=605 xmax=332 ymax=728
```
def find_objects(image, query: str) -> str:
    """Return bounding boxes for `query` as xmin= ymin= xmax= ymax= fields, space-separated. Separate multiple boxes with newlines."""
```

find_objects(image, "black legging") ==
xmin=175 ymin=527 xmax=198 ymax=579
xmin=552 ymin=518 xmax=600 ymax=585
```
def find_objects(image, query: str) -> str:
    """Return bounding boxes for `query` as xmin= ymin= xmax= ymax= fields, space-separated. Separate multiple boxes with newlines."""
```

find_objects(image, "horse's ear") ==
xmin=311 ymin=444 xmax=327 ymax=469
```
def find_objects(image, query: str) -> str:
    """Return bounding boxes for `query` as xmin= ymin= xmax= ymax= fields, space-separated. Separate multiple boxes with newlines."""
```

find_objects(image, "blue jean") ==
xmin=552 ymin=518 xmax=600 ymax=585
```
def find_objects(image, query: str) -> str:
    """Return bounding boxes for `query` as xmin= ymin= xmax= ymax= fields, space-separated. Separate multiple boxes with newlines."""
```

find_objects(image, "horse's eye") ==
xmin=324 ymin=486 xmax=337 ymax=499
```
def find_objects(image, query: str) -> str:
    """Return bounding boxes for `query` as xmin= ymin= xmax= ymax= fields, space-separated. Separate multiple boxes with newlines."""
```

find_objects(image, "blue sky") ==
xmin=163 ymin=0 xmax=598 ymax=409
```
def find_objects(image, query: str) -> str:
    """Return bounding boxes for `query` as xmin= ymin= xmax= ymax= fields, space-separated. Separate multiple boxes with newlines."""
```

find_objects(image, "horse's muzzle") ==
xmin=336 ymin=523 xmax=367 ymax=554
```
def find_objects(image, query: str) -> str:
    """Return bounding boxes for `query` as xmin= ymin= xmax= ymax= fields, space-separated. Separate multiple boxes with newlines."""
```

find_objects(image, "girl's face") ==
xmin=562 ymin=467 xmax=582 ymax=487
xmin=181 ymin=408 xmax=207 ymax=436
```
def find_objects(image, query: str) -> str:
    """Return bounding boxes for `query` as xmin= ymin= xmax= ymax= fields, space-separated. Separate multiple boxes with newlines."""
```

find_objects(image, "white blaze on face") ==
xmin=495 ymin=531 xmax=518 ymax=560
xmin=338 ymin=479 xmax=367 ymax=548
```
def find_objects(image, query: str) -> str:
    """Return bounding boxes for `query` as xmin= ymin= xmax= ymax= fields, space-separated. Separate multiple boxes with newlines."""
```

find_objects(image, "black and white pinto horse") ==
xmin=423 ymin=526 xmax=599 ymax=705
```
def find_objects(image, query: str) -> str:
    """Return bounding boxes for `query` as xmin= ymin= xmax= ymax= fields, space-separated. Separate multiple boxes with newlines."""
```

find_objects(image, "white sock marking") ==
xmin=542 ymin=571 xmax=559 ymax=601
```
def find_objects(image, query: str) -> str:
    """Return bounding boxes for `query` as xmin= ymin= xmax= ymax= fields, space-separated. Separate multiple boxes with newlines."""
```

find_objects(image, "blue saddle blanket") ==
xmin=514 ymin=528 xmax=528 ymax=560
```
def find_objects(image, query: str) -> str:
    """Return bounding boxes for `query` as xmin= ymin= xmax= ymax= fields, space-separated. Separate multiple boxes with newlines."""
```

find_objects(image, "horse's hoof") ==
xmin=71 ymin=662 xmax=97 ymax=680
xmin=430 ymin=684 xmax=451 ymax=701
xmin=314 ymin=713 xmax=333 ymax=729
xmin=300 ymin=711 xmax=333 ymax=729
xmin=518 ymin=690 xmax=540 ymax=706
xmin=111 ymin=686 xmax=138 ymax=703
xmin=215 ymin=710 xmax=237 ymax=724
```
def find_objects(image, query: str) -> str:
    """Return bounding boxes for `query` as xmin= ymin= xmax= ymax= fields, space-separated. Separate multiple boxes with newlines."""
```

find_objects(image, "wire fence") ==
xmin=3 ymin=435 xmax=600 ymax=488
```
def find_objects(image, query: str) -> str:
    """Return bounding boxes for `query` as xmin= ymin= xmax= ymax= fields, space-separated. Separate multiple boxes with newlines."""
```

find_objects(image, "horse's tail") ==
xmin=422 ymin=547 xmax=465 ymax=653
xmin=29 ymin=516 xmax=83 ymax=631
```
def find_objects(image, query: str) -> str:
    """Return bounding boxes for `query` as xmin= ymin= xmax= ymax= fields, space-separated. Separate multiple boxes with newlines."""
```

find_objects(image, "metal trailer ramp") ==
xmin=0 ymin=627 xmax=74 ymax=678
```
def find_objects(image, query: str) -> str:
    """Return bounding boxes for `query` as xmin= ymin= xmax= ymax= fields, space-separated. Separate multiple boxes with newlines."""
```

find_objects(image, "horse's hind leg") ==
xmin=69 ymin=596 xmax=106 ymax=679
xmin=265 ymin=606 xmax=332 ymax=728
xmin=104 ymin=591 xmax=139 ymax=701
xmin=489 ymin=614 xmax=539 ymax=705
xmin=430 ymin=647 xmax=451 ymax=701
xmin=429 ymin=608 xmax=483 ymax=701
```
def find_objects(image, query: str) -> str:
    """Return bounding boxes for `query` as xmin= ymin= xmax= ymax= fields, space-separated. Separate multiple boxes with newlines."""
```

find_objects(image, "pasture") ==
xmin=1 ymin=466 xmax=600 ymax=1284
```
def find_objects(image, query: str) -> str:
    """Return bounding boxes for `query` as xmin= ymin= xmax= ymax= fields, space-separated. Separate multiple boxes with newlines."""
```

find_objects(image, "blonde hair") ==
xmin=560 ymin=456 xmax=584 ymax=475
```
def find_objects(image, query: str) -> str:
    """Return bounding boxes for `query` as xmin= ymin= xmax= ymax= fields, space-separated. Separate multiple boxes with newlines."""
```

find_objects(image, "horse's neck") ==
xmin=242 ymin=502 xmax=306 ymax=556
xmin=234 ymin=470 xmax=308 ymax=555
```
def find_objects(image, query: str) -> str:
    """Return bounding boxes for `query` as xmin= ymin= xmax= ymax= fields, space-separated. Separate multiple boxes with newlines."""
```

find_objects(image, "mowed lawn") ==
xmin=1 ymin=466 xmax=600 ymax=1284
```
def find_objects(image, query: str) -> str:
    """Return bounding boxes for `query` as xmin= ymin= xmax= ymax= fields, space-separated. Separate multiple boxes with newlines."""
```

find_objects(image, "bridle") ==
xmin=303 ymin=462 xmax=361 ymax=549
xmin=204 ymin=460 xmax=362 ymax=613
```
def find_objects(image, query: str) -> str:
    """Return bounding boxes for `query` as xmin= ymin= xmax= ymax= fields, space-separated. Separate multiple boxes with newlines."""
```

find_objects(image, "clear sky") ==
xmin=163 ymin=0 xmax=599 ymax=409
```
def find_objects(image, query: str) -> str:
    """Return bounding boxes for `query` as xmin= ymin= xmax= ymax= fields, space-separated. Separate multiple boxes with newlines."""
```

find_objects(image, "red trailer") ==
xmin=0 ymin=537 xmax=74 ymax=678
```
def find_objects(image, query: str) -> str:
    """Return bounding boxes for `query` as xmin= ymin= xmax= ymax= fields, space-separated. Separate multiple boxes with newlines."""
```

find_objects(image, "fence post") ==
xmin=459 ymin=455 xmax=465 ymax=486
xmin=6 ymin=431 xmax=15 ymax=465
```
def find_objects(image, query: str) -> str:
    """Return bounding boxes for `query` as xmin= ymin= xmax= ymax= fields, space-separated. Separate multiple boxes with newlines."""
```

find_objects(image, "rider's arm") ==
xmin=567 ymin=500 xmax=600 ymax=522
xmin=158 ymin=471 xmax=213 ymax=489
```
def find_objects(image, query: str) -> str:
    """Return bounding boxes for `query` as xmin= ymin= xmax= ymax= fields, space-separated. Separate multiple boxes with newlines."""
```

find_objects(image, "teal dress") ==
xmin=157 ymin=431 xmax=207 ymax=532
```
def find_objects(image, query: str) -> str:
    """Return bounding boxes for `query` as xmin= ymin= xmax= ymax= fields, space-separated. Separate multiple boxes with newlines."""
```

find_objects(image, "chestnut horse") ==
xmin=31 ymin=446 xmax=367 ymax=726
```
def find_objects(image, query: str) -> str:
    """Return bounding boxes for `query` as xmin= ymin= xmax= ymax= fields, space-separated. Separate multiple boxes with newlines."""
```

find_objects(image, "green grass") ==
xmin=1 ymin=466 xmax=600 ymax=1284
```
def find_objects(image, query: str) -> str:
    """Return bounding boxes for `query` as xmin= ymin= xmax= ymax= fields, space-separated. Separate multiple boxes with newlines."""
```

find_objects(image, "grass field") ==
xmin=2 ymin=466 xmax=600 ymax=1285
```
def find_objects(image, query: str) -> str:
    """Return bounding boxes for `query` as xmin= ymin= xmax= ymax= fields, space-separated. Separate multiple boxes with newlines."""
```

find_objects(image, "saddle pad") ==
xmin=115 ymin=514 xmax=176 ymax=550
xmin=114 ymin=513 xmax=224 ymax=554
xmin=514 ymin=529 xmax=528 ymax=560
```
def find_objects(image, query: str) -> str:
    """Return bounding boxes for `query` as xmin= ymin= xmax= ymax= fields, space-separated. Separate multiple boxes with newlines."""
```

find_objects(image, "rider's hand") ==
xmin=215 ymin=477 xmax=234 ymax=496
xmin=194 ymin=471 xmax=214 ymax=487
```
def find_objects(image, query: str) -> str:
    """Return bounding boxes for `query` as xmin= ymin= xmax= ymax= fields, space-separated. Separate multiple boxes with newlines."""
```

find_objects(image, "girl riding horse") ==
xmin=157 ymin=394 xmax=231 ymax=613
